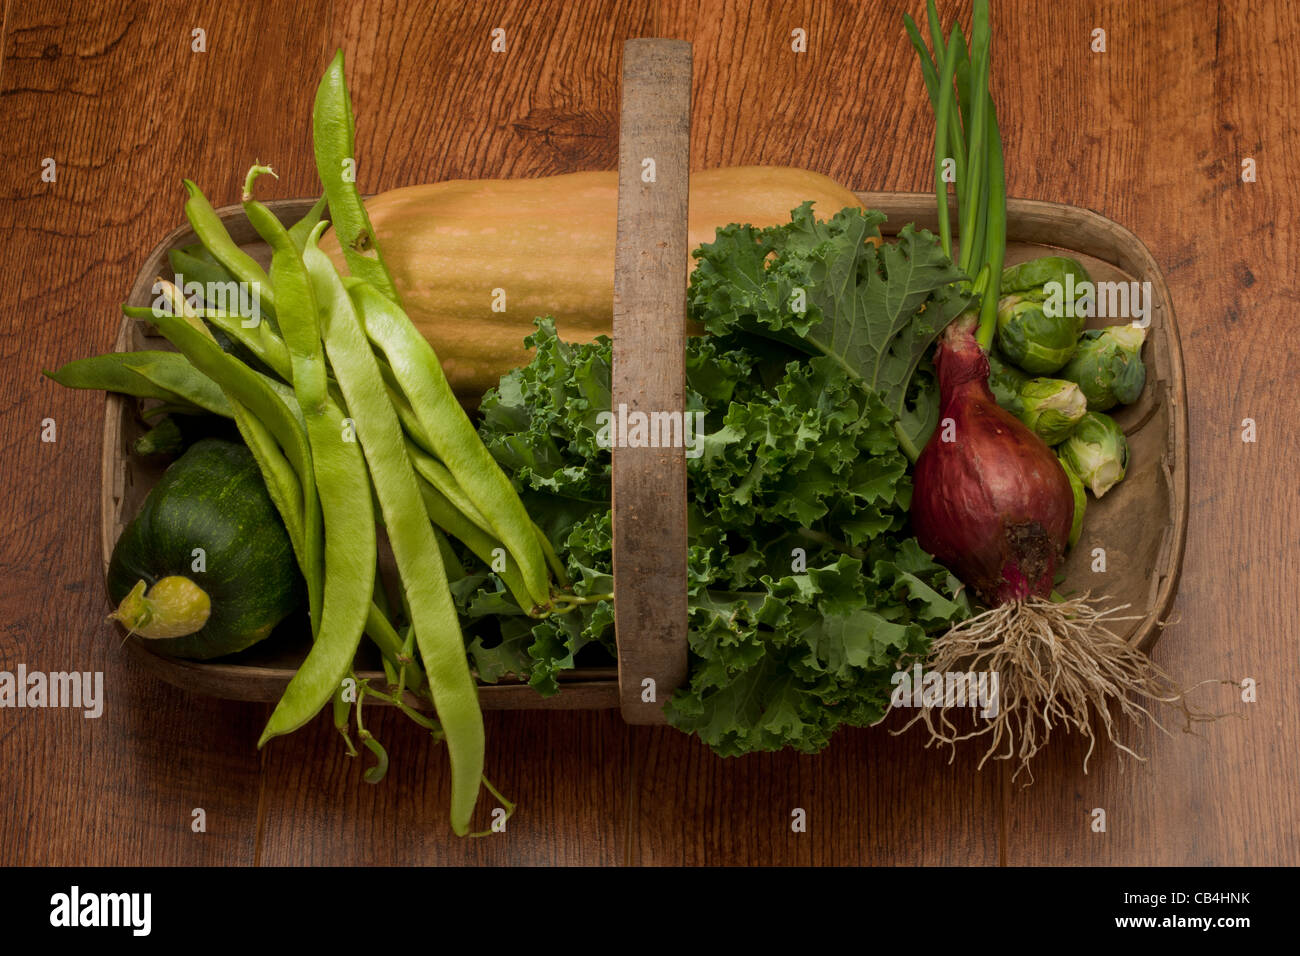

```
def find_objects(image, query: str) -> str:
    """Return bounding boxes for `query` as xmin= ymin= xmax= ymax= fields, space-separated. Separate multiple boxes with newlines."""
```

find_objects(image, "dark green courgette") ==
xmin=107 ymin=438 xmax=302 ymax=659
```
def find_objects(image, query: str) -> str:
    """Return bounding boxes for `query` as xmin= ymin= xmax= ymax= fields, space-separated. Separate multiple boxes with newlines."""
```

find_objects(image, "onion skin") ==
xmin=911 ymin=317 xmax=1075 ymax=605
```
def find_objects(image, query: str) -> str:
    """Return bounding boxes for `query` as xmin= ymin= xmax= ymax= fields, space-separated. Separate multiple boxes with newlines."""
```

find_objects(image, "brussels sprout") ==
xmin=987 ymin=350 xmax=1029 ymax=416
xmin=1060 ymin=412 xmax=1128 ymax=497
xmin=1018 ymin=378 xmax=1087 ymax=445
xmin=996 ymin=296 xmax=1079 ymax=374
xmin=1059 ymin=325 xmax=1147 ymax=410
xmin=1058 ymin=453 xmax=1087 ymax=549
xmin=1000 ymin=255 xmax=1092 ymax=296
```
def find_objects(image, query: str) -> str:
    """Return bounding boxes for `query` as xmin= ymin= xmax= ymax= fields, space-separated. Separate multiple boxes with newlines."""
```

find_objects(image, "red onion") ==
xmin=910 ymin=316 xmax=1074 ymax=605
xmin=894 ymin=5 xmax=1213 ymax=779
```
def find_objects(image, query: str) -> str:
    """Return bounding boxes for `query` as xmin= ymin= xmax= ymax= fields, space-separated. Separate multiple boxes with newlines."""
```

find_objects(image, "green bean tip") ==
xmin=306 ymin=220 xmax=330 ymax=247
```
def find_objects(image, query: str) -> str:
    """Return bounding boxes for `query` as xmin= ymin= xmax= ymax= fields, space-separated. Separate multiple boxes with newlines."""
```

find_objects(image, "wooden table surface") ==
xmin=2 ymin=0 xmax=1295 ymax=866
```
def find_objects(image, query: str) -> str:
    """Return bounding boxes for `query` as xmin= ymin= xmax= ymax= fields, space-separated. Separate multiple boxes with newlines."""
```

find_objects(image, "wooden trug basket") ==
xmin=101 ymin=40 xmax=1188 ymax=725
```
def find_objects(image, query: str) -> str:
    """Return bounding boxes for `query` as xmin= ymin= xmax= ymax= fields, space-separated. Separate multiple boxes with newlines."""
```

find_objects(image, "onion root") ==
xmin=891 ymin=594 xmax=1233 ymax=781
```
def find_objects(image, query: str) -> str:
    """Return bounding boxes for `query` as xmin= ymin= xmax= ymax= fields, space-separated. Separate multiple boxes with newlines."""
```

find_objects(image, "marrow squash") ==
xmin=320 ymin=166 xmax=864 ymax=394
xmin=107 ymin=438 xmax=302 ymax=660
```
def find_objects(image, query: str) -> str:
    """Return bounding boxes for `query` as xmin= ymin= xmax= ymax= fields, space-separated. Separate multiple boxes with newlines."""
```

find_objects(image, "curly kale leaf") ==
xmin=458 ymin=203 xmax=974 ymax=755
xmin=465 ymin=318 xmax=968 ymax=755
xmin=688 ymin=203 xmax=971 ymax=453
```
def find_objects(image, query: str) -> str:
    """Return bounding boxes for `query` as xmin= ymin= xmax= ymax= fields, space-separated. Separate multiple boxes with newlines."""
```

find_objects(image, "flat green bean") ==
xmin=382 ymin=362 xmax=435 ymax=452
xmin=533 ymin=524 xmax=570 ymax=589
xmin=182 ymin=180 xmax=276 ymax=324
xmin=431 ymin=524 xmax=463 ymax=579
xmin=304 ymin=229 xmax=483 ymax=836
xmin=162 ymin=242 xmax=287 ymax=369
xmin=416 ymin=476 xmax=533 ymax=613
xmin=346 ymin=279 xmax=553 ymax=612
xmin=227 ymin=399 xmax=308 ymax=567
xmin=121 ymin=305 xmax=291 ymax=380
xmin=242 ymin=167 xmax=374 ymax=747
xmin=405 ymin=439 xmax=491 ymax=533
xmin=167 ymin=248 xmax=244 ymax=304
xmin=176 ymin=242 xmax=223 ymax=267
xmin=312 ymin=50 xmax=401 ymax=302
xmin=237 ymin=393 xmax=417 ymax=690
xmin=288 ymin=195 xmax=329 ymax=253
xmin=44 ymin=351 xmax=221 ymax=414
xmin=119 ymin=354 xmax=234 ymax=417
xmin=141 ymin=305 xmax=324 ymax=632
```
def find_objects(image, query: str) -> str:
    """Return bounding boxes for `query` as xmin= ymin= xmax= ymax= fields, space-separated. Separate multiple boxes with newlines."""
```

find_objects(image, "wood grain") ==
xmin=998 ymin=0 xmax=1300 ymax=867
xmin=2 ymin=0 xmax=1296 ymax=867
xmin=0 ymin=0 xmax=336 ymax=867
xmin=255 ymin=707 xmax=630 ymax=865
xmin=611 ymin=39 xmax=691 ymax=724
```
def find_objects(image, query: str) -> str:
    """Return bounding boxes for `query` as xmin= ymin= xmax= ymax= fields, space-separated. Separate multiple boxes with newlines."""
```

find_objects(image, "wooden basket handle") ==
xmin=611 ymin=38 xmax=692 ymax=724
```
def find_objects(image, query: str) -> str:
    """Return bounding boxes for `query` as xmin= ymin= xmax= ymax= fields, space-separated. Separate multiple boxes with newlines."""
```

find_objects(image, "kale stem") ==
xmin=895 ymin=420 xmax=921 ymax=463
xmin=796 ymin=526 xmax=866 ymax=559
xmin=552 ymin=592 xmax=614 ymax=607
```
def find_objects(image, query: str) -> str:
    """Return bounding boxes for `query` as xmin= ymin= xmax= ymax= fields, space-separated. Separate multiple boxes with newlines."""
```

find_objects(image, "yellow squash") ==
xmin=321 ymin=166 xmax=864 ymax=395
